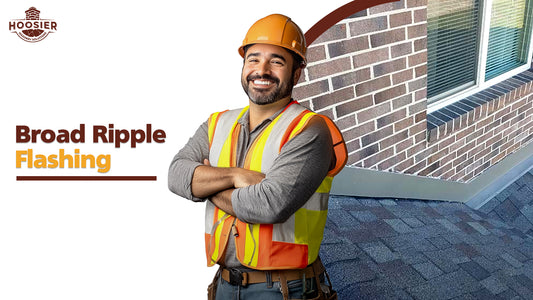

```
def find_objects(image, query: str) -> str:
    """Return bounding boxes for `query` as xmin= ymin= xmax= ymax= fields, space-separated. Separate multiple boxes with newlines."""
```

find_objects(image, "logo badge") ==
xmin=9 ymin=7 xmax=57 ymax=43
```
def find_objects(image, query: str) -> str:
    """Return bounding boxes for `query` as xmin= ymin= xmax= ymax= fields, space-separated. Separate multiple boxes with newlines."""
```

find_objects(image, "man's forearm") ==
xmin=191 ymin=165 xmax=235 ymax=198
xmin=191 ymin=159 xmax=266 ymax=199
xmin=210 ymin=189 xmax=236 ymax=216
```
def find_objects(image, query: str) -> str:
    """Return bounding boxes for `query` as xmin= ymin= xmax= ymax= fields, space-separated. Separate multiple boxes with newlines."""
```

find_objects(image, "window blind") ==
xmin=485 ymin=0 xmax=532 ymax=80
xmin=427 ymin=0 xmax=482 ymax=100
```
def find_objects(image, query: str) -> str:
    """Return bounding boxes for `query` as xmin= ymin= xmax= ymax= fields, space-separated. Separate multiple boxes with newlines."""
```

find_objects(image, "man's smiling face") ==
xmin=241 ymin=43 xmax=300 ymax=105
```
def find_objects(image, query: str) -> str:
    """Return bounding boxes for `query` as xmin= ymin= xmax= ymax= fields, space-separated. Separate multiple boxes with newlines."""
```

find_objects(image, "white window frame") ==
xmin=428 ymin=0 xmax=533 ymax=113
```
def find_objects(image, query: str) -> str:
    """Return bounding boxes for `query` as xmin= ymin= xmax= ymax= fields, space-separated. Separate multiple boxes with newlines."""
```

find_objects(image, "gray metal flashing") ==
xmin=331 ymin=141 xmax=533 ymax=205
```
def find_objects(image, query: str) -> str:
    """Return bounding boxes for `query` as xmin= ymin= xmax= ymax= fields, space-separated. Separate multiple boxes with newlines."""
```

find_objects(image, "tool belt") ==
xmin=209 ymin=257 xmax=337 ymax=300
xmin=220 ymin=259 xmax=324 ymax=287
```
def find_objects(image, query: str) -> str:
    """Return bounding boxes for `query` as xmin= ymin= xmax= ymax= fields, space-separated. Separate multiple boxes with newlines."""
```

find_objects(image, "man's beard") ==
xmin=241 ymin=73 xmax=293 ymax=105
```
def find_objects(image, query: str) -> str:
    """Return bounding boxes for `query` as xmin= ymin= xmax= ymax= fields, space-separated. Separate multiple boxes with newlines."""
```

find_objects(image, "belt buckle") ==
xmin=228 ymin=269 xmax=244 ymax=286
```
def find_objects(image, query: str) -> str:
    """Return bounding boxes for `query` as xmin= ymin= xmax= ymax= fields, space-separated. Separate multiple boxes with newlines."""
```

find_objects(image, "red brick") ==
xmin=418 ymin=161 xmax=441 ymax=176
xmin=342 ymin=121 xmax=376 ymax=141
xmin=408 ymin=100 xmax=426 ymax=115
xmin=407 ymin=24 xmax=426 ymax=39
xmin=415 ymin=88 xmax=427 ymax=101
xmin=415 ymin=111 xmax=426 ymax=123
xmin=293 ymin=79 xmax=329 ymax=100
xmin=316 ymin=108 xmax=334 ymax=120
xmin=390 ymin=11 xmax=412 ymax=28
xmin=369 ymin=1 xmax=406 ymax=14
xmin=336 ymin=95 xmax=373 ymax=117
xmin=409 ymin=120 xmax=427 ymax=136
xmin=414 ymin=8 xmax=427 ymax=23
xmin=406 ymin=140 xmax=426 ymax=157
xmin=436 ymin=134 xmax=455 ymax=150
xmin=375 ymin=84 xmax=407 ymax=104
xmin=374 ymin=58 xmax=407 ymax=77
xmin=370 ymin=28 xmax=406 ymax=48
xmin=357 ymin=101 xmax=392 ymax=123
xmin=380 ymin=129 xmax=409 ymax=149
xmin=408 ymin=51 xmax=427 ymax=67
xmin=353 ymin=48 xmax=390 ymax=68
xmin=404 ymin=160 xmax=427 ymax=174
xmin=313 ymin=23 xmax=347 ymax=44
xmin=362 ymin=125 xmax=394 ymax=146
xmin=392 ymin=69 xmax=414 ymax=85
xmin=394 ymin=116 xmax=414 ymax=132
xmin=427 ymin=148 xmax=449 ymax=164
xmin=379 ymin=151 xmax=407 ymax=170
xmin=377 ymin=108 xmax=407 ymax=128
xmin=307 ymin=45 xmax=326 ymax=63
xmin=414 ymin=131 xmax=426 ymax=143
xmin=363 ymin=146 xmax=395 ymax=168
xmin=355 ymin=75 xmax=392 ymax=96
xmin=407 ymin=0 xmax=427 ymax=8
xmin=332 ymin=68 xmax=370 ymax=90
xmin=349 ymin=16 xmax=388 ymax=36
xmin=307 ymin=57 xmax=351 ymax=80
xmin=328 ymin=36 xmax=370 ymax=58
xmin=395 ymin=157 xmax=415 ymax=172
xmin=346 ymin=139 xmax=361 ymax=153
xmin=312 ymin=87 xmax=354 ymax=111
xmin=391 ymin=42 xmax=413 ymax=58
xmin=414 ymin=38 xmax=427 ymax=52
xmin=415 ymin=65 xmax=427 ymax=78
xmin=395 ymin=137 xmax=414 ymax=152
xmin=336 ymin=114 xmax=356 ymax=131
xmin=408 ymin=77 xmax=426 ymax=92
xmin=392 ymin=94 xmax=413 ymax=109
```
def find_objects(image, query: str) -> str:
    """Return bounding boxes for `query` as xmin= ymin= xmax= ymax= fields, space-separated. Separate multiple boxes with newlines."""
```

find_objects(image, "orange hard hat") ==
xmin=238 ymin=14 xmax=307 ymax=66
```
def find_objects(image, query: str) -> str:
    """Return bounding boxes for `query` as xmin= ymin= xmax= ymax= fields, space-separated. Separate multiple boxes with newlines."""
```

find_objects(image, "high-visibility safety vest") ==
xmin=204 ymin=101 xmax=347 ymax=270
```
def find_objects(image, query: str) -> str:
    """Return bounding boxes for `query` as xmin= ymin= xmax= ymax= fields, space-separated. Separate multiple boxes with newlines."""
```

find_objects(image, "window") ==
xmin=427 ymin=0 xmax=533 ymax=111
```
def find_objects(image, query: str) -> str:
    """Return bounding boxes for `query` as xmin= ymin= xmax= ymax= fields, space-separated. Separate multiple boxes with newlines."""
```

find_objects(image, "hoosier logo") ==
xmin=9 ymin=7 xmax=57 ymax=43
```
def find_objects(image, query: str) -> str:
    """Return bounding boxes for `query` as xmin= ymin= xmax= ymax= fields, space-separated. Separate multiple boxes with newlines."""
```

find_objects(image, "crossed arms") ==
xmin=168 ymin=116 xmax=333 ymax=224
xmin=190 ymin=158 xmax=265 ymax=216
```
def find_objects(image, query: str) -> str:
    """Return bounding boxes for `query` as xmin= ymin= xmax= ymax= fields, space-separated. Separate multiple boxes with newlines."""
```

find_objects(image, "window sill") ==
xmin=426 ymin=68 xmax=533 ymax=143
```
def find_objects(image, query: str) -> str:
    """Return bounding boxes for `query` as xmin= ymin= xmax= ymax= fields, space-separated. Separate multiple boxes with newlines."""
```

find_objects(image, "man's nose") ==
xmin=255 ymin=61 xmax=271 ymax=76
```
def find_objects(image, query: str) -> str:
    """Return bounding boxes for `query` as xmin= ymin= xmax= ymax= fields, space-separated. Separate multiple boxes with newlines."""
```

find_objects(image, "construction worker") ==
xmin=168 ymin=14 xmax=347 ymax=300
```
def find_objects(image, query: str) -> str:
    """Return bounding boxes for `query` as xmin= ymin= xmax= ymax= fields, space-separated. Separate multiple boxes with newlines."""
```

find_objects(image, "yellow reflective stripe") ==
xmin=208 ymin=112 xmax=221 ymax=146
xmin=217 ymin=107 xmax=248 ymax=168
xmin=294 ymin=208 xmax=328 ymax=264
xmin=211 ymin=210 xmax=230 ymax=262
xmin=244 ymin=224 xmax=260 ymax=267
xmin=316 ymin=176 xmax=333 ymax=194
xmin=288 ymin=112 xmax=316 ymax=141
xmin=247 ymin=113 xmax=283 ymax=172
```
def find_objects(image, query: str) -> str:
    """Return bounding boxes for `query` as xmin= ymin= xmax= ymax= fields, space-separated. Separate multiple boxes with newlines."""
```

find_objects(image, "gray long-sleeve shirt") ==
xmin=168 ymin=104 xmax=333 ymax=268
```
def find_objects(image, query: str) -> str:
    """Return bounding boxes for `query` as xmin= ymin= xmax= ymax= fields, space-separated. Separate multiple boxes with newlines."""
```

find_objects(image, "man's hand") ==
xmin=231 ymin=167 xmax=265 ymax=188
xmin=203 ymin=159 xmax=265 ymax=188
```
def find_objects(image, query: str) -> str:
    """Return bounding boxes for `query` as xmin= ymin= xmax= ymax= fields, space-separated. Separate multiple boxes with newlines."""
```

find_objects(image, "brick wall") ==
xmin=293 ymin=0 xmax=533 ymax=183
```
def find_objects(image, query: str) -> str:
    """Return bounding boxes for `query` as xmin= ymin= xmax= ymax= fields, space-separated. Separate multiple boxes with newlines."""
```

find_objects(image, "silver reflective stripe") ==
xmin=272 ymin=215 xmax=296 ymax=242
xmin=205 ymin=201 xmax=216 ymax=234
xmin=302 ymin=193 xmax=329 ymax=211
xmin=209 ymin=109 xmax=245 ymax=167
xmin=258 ymin=104 xmax=308 ymax=173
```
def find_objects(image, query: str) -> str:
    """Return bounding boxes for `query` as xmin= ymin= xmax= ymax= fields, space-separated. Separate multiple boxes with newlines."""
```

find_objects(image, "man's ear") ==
xmin=292 ymin=67 xmax=303 ymax=86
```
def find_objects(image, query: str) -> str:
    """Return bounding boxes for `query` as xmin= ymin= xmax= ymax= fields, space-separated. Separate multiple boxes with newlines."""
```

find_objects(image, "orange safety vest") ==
xmin=204 ymin=101 xmax=347 ymax=270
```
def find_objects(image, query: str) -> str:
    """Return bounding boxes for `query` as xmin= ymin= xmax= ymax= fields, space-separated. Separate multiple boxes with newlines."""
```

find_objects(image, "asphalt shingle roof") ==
xmin=322 ymin=170 xmax=533 ymax=299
